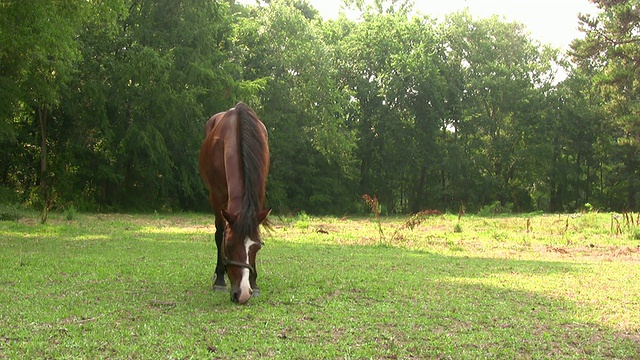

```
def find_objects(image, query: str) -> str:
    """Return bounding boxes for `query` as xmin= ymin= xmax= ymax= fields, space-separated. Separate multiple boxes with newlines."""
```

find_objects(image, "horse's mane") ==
xmin=234 ymin=102 xmax=269 ymax=240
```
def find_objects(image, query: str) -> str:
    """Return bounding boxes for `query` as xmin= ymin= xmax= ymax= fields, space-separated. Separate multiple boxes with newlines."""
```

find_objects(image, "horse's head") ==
xmin=221 ymin=208 xmax=270 ymax=304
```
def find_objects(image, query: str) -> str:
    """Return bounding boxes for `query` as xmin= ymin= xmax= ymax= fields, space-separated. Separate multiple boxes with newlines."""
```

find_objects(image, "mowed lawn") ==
xmin=1 ymin=212 xmax=639 ymax=359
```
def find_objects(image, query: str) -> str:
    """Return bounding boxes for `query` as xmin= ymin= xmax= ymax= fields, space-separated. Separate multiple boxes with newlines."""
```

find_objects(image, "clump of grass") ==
xmin=64 ymin=205 xmax=78 ymax=221
xmin=611 ymin=214 xmax=624 ymax=235
xmin=611 ymin=211 xmax=640 ymax=236
xmin=362 ymin=194 xmax=445 ymax=243
xmin=390 ymin=209 xmax=443 ymax=241
xmin=294 ymin=211 xmax=311 ymax=229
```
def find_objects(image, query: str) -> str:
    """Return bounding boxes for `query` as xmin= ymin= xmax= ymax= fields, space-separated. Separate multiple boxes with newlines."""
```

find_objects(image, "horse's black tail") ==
xmin=235 ymin=102 xmax=269 ymax=238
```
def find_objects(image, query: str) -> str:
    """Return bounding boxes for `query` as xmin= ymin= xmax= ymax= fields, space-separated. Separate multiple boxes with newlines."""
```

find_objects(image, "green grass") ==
xmin=1 ymin=212 xmax=639 ymax=358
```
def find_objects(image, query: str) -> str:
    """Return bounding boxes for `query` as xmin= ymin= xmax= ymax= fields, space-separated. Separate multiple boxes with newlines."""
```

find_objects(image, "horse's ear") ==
xmin=258 ymin=208 xmax=271 ymax=224
xmin=221 ymin=209 xmax=237 ymax=225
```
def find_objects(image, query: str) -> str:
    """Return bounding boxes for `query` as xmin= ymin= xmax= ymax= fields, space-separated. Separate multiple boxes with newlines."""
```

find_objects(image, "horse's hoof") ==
xmin=252 ymin=288 xmax=261 ymax=297
xmin=213 ymin=285 xmax=227 ymax=292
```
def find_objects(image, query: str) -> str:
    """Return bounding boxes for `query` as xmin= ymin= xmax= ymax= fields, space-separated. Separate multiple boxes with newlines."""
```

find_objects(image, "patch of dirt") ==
xmin=620 ymin=331 xmax=640 ymax=346
xmin=542 ymin=244 xmax=640 ymax=262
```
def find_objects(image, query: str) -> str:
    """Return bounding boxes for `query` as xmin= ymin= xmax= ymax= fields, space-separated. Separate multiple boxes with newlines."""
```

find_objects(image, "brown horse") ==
xmin=199 ymin=103 xmax=270 ymax=304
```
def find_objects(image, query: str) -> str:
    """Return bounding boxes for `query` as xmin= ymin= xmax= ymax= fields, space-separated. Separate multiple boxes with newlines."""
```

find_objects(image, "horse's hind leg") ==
xmin=212 ymin=223 xmax=227 ymax=291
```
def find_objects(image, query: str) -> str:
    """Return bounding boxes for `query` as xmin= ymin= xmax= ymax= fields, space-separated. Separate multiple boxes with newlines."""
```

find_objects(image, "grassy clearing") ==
xmin=1 ymin=212 xmax=639 ymax=359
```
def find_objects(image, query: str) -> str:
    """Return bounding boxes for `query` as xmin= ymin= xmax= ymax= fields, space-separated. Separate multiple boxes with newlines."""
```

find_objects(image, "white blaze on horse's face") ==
xmin=237 ymin=237 xmax=258 ymax=304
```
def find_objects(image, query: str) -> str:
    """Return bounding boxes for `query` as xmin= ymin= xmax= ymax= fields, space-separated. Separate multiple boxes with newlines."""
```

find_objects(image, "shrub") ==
xmin=478 ymin=201 xmax=513 ymax=216
xmin=0 ymin=204 xmax=22 ymax=221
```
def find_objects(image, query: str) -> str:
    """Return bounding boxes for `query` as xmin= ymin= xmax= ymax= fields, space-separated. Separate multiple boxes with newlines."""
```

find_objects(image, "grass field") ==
xmin=1 ymin=211 xmax=639 ymax=359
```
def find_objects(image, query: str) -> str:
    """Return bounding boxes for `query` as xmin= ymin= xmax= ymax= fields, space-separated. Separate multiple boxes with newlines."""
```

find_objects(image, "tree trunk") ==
xmin=38 ymin=105 xmax=50 ymax=224
xmin=411 ymin=165 xmax=427 ymax=213
xmin=38 ymin=105 xmax=48 ymax=195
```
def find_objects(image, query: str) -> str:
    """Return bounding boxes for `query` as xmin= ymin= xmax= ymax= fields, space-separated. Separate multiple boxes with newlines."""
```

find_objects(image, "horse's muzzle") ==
xmin=231 ymin=288 xmax=253 ymax=304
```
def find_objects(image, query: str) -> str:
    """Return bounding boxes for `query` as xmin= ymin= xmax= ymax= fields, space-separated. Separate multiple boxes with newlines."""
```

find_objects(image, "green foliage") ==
xmin=583 ymin=203 xmax=594 ymax=213
xmin=478 ymin=201 xmax=514 ymax=217
xmin=0 ymin=204 xmax=22 ymax=221
xmin=571 ymin=0 xmax=640 ymax=211
xmin=0 ymin=186 xmax=25 ymax=221
xmin=0 ymin=186 xmax=18 ymax=205
xmin=233 ymin=0 xmax=358 ymax=214
xmin=0 ymin=0 xmax=638 ymax=214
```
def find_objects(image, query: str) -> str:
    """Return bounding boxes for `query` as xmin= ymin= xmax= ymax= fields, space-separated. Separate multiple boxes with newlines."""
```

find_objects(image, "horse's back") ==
xmin=204 ymin=111 xmax=226 ymax=137
xmin=199 ymin=111 xmax=234 ymax=196
xmin=199 ymin=103 xmax=269 ymax=216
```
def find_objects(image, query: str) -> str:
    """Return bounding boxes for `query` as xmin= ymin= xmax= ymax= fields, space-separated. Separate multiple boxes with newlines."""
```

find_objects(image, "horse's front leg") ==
xmin=212 ymin=224 xmax=226 ymax=291
xmin=249 ymin=263 xmax=260 ymax=297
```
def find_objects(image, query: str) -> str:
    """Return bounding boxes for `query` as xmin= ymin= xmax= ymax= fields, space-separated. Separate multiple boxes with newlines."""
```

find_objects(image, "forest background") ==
xmin=1 ymin=0 xmax=639 ymax=215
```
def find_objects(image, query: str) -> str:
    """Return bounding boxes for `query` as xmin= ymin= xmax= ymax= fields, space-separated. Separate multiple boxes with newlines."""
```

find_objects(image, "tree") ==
xmin=1 ymin=0 xmax=628 ymax=215
xmin=234 ymin=0 xmax=357 ymax=213
xmin=1 ymin=0 xmax=246 ymax=211
xmin=334 ymin=3 xmax=451 ymax=212
xmin=0 ymin=0 xmax=87 ymax=220
xmin=440 ymin=10 xmax=558 ymax=211
xmin=572 ymin=0 xmax=640 ymax=210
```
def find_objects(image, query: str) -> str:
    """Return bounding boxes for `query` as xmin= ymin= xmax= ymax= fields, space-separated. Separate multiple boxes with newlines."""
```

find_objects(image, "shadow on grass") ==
xmin=0 ymin=218 xmax=638 ymax=359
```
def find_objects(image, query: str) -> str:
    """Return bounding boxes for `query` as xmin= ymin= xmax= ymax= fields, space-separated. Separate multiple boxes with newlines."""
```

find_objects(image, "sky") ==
xmin=236 ymin=0 xmax=599 ymax=51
